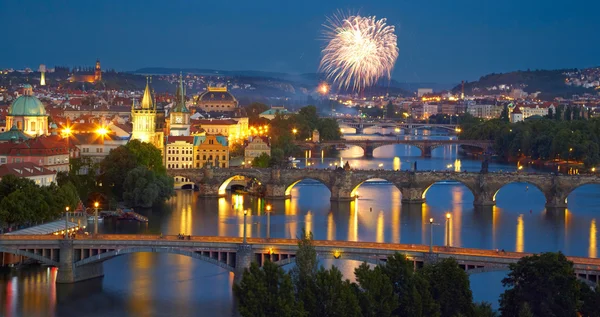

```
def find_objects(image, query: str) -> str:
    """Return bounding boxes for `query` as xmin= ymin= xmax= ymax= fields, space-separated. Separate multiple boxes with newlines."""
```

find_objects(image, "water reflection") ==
xmin=516 ymin=214 xmax=525 ymax=253
xmin=590 ymin=219 xmax=597 ymax=258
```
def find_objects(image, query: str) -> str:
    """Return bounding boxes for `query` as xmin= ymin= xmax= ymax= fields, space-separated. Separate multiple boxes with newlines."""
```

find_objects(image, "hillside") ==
xmin=452 ymin=68 xmax=599 ymax=100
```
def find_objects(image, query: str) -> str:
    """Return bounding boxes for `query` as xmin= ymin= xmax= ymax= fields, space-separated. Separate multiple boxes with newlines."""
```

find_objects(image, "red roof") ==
xmin=194 ymin=119 xmax=238 ymax=125
xmin=0 ymin=162 xmax=56 ymax=178
xmin=166 ymin=136 xmax=194 ymax=144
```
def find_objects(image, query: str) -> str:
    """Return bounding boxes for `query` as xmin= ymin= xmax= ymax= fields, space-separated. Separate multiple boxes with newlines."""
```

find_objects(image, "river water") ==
xmin=2 ymin=131 xmax=599 ymax=317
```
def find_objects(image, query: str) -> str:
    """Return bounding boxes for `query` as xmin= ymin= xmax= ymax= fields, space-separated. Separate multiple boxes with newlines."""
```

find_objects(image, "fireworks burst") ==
xmin=319 ymin=13 xmax=399 ymax=93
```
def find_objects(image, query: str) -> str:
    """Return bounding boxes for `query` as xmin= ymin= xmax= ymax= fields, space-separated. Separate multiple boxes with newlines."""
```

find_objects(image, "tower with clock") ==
xmin=169 ymin=73 xmax=191 ymax=136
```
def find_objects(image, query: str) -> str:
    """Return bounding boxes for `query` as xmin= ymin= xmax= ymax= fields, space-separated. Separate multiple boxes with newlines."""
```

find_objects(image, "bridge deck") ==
xmin=2 ymin=234 xmax=599 ymax=268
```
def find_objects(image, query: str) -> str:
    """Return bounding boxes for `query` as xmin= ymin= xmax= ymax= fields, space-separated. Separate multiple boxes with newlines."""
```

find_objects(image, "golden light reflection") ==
xmin=451 ymin=187 xmax=462 ymax=246
xmin=516 ymin=214 xmax=524 ymax=252
xmin=393 ymin=156 xmax=401 ymax=171
xmin=376 ymin=211 xmax=384 ymax=243
xmin=492 ymin=206 xmax=499 ymax=248
xmin=391 ymin=188 xmax=401 ymax=243
xmin=590 ymin=219 xmax=597 ymax=258
xmin=129 ymin=252 xmax=153 ymax=317
xmin=218 ymin=197 xmax=229 ymax=236
xmin=349 ymin=200 xmax=359 ymax=241
xmin=180 ymin=204 xmax=192 ymax=236
xmin=454 ymin=158 xmax=461 ymax=172
xmin=285 ymin=197 xmax=297 ymax=238
xmin=327 ymin=212 xmax=335 ymax=240
xmin=305 ymin=211 xmax=313 ymax=237
xmin=421 ymin=204 xmax=429 ymax=244
xmin=564 ymin=208 xmax=570 ymax=246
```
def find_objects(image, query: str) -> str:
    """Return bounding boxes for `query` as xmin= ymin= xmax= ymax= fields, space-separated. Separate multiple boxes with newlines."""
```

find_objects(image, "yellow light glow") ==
xmin=333 ymin=250 xmax=341 ymax=259
xmin=318 ymin=83 xmax=330 ymax=95
xmin=269 ymin=247 xmax=274 ymax=255
xmin=94 ymin=202 xmax=99 ymax=208
xmin=266 ymin=204 xmax=272 ymax=212
xmin=63 ymin=127 xmax=72 ymax=136
xmin=446 ymin=212 xmax=451 ymax=219
xmin=592 ymin=167 xmax=596 ymax=172
xmin=292 ymin=128 xmax=297 ymax=134
xmin=96 ymin=127 xmax=108 ymax=136
xmin=518 ymin=165 xmax=524 ymax=170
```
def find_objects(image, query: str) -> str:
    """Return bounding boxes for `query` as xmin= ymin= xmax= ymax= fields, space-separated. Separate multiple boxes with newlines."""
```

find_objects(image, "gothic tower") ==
xmin=94 ymin=59 xmax=102 ymax=82
xmin=169 ymin=73 xmax=190 ymax=136
xmin=131 ymin=77 xmax=163 ymax=151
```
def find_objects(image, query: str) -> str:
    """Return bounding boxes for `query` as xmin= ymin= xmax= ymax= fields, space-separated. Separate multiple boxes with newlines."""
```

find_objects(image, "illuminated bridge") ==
xmin=2 ymin=235 xmax=600 ymax=284
xmin=337 ymin=119 xmax=459 ymax=134
xmin=299 ymin=139 xmax=492 ymax=157
xmin=167 ymin=168 xmax=600 ymax=209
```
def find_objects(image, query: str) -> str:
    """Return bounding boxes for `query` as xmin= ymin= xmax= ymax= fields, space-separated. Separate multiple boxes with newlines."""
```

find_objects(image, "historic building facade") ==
xmin=168 ymin=74 xmax=191 ymax=136
xmin=196 ymin=86 xmax=239 ymax=112
xmin=130 ymin=79 xmax=164 ymax=151
xmin=5 ymin=84 xmax=48 ymax=136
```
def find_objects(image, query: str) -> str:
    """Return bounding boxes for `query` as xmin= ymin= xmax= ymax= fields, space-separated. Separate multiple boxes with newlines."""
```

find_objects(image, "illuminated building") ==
xmin=510 ymin=105 xmax=524 ymax=123
xmin=0 ymin=162 xmax=56 ymax=186
xmin=193 ymin=118 xmax=249 ymax=141
xmin=168 ymin=74 xmax=191 ymax=136
xmin=5 ymin=84 xmax=48 ymax=136
xmin=196 ymin=86 xmax=238 ymax=112
xmin=165 ymin=136 xmax=195 ymax=169
xmin=130 ymin=78 xmax=164 ymax=151
xmin=39 ymin=64 xmax=46 ymax=86
xmin=194 ymin=135 xmax=229 ymax=168
xmin=69 ymin=59 xmax=102 ymax=83
xmin=244 ymin=136 xmax=270 ymax=163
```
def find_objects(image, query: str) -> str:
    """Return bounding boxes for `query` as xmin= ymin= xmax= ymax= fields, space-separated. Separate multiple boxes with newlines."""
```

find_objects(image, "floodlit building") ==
xmin=5 ymin=84 xmax=48 ymax=136
xmin=168 ymin=74 xmax=191 ymax=136
xmin=244 ymin=136 xmax=271 ymax=164
xmin=196 ymin=86 xmax=239 ymax=112
xmin=130 ymin=78 xmax=164 ymax=151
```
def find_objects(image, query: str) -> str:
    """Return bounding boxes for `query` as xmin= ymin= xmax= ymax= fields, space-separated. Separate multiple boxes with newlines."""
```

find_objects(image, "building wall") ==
xmin=194 ymin=135 xmax=229 ymax=168
xmin=244 ymin=138 xmax=271 ymax=163
xmin=165 ymin=141 xmax=195 ymax=169
xmin=6 ymin=115 xmax=48 ymax=136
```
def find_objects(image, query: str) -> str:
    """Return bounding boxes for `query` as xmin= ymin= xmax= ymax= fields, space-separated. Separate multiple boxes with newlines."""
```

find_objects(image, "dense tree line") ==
xmin=0 ymin=175 xmax=79 ymax=231
xmin=460 ymin=117 xmax=600 ymax=167
xmin=235 ymin=232 xmax=600 ymax=317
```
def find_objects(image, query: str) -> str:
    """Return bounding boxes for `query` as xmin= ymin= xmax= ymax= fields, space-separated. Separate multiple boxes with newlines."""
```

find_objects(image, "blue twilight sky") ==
xmin=0 ymin=0 xmax=598 ymax=84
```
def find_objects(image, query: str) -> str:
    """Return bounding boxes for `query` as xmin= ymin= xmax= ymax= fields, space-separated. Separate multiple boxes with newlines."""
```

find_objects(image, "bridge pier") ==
xmin=473 ymin=192 xmax=496 ymax=207
xmin=330 ymin=186 xmax=354 ymax=202
xmin=545 ymin=193 xmax=568 ymax=210
xmin=421 ymin=146 xmax=432 ymax=158
xmin=400 ymin=188 xmax=426 ymax=204
xmin=264 ymin=183 xmax=290 ymax=200
xmin=364 ymin=145 xmax=374 ymax=158
xmin=57 ymin=240 xmax=104 ymax=284
xmin=234 ymin=244 xmax=253 ymax=285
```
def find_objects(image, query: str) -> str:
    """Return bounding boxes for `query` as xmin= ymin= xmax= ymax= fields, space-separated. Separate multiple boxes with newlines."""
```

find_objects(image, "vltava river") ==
xmin=2 ymin=133 xmax=599 ymax=317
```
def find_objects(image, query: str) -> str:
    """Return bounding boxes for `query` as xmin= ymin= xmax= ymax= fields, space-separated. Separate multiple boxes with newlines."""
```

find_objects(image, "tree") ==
xmin=290 ymin=229 xmax=318 ymax=315
xmin=230 ymin=143 xmax=245 ymax=157
xmin=252 ymin=153 xmax=271 ymax=168
xmin=421 ymin=258 xmax=475 ymax=317
xmin=100 ymin=146 xmax=137 ymax=197
xmin=233 ymin=261 xmax=304 ymax=317
xmin=500 ymin=104 xmax=509 ymax=122
xmin=499 ymin=252 xmax=579 ymax=317
xmin=579 ymin=283 xmax=600 ymax=317
xmin=313 ymin=266 xmax=362 ymax=317
xmin=354 ymin=262 xmax=398 ymax=317
xmin=473 ymin=302 xmax=497 ymax=317
xmin=380 ymin=253 xmax=439 ymax=317
xmin=245 ymin=102 xmax=269 ymax=125
xmin=318 ymin=118 xmax=342 ymax=141
xmin=125 ymin=140 xmax=166 ymax=175
xmin=547 ymin=108 xmax=554 ymax=120
xmin=122 ymin=166 xmax=174 ymax=208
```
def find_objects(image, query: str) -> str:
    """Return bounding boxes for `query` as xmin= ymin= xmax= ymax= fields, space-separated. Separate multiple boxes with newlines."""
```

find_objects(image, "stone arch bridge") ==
xmin=2 ymin=235 xmax=600 ymax=284
xmin=299 ymin=139 xmax=492 ymax=157
xmin=167 ymin=168 xmax=600 ymax=209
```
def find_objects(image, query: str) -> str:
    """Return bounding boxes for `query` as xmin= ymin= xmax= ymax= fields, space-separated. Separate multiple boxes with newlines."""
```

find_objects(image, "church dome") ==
xmin=197 ymin=87 xmax=237 ymax=102
xmin=9 ymin=84 xmax=47 ymax=116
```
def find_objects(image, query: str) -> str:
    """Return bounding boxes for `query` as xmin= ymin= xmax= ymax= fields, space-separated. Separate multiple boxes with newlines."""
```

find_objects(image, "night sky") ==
xmin=1 ymin=0 xmax=598 ymax=83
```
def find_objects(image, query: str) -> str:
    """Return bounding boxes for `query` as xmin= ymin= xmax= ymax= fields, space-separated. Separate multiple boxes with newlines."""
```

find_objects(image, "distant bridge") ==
xmin=167 ymin=168 xmax=600 ymax=209
xmin=2 ymin=234 xmax=600 ymax=285
xmin=337 ymin=119 xmax=459 ymax=133
xmin=300 ymin=139 xmax=491 ymax=157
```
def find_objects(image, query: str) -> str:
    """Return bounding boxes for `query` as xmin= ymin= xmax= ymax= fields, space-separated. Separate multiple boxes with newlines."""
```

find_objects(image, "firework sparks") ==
xmin=319 ymin=14 xmax=399 ymax=92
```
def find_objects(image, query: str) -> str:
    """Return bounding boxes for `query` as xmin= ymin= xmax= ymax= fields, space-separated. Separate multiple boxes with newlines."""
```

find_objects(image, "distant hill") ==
xmin=452 ymin=68 xmax=599 ymax=100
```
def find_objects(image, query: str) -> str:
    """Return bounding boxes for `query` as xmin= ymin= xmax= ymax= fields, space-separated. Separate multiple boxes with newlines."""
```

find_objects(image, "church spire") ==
xmin=173 ymin=72 xmax=189 ymax=113
xmin=141 ymin=77 xmax=154 ymax=109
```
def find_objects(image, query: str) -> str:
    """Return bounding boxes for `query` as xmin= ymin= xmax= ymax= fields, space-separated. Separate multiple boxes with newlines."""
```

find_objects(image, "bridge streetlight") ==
xmin=64 ymin=206 xmax=70 ymax=238
xmin=429 ymin=217 xmax=434 ymax=253
xmin=445 ymin=213 xmax=451 ymax=247
xmin=266 ymin=204 xmax=272 ymax=240
xmin=94 ymin=202 xmax=100 ymax=235
xmin=243 ymin=209 xmax=248 ymax=244
xmin=568 ymin=147 xmax=573 ymax=175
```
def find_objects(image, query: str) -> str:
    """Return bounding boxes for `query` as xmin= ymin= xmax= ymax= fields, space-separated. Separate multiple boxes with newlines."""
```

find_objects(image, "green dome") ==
xmin=9 ymin=85 xmax=46 ymax=116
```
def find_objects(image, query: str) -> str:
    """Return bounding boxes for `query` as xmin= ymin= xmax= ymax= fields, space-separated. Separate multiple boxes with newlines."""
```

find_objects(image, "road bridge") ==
xmin=167 ymin=168 xmax=600 ymax=209
xmin=338 ymin=120 xmax=458 ymax=134
xmin=302 ymin=139 xmax=491 ymax=157
xmin=2 ymin=235 xmax=600 ymax=284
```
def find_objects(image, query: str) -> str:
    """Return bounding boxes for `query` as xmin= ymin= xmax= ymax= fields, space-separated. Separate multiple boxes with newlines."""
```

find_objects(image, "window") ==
xmin=0 ymin=158 xmax=5 ymax=164
xmin=203 ymin=155 xmax=206 ymax=160
xmin=222 ymin=163 xmax=226 ymax=168
xmin=222 ymin=155 xmax=226 ymax=160
xmin=30 ymin=121 xmax=36 ymax=131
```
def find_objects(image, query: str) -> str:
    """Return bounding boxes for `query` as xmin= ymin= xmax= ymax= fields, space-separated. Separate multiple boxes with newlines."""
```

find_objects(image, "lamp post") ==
xmin=63 ymin=127 xmax=71 ymax=167
xmin=243 ymin=209 xmax=248 ymax=244
xmin=292 ymin=128 xmax=297 ymax=140
xmin=94 ymin=202 xmax=99 ymax=235
xmin=568 ymin=147 xmax=573 ymax=175
xmin=445 ymin=213 xmax=451 ymax=247
xmin=429 ymin=217 xmax=434 ymax=253
xmin=266 ymin=204 xmax=272 ymax=240
xmin=64 ymin=206 xmax=70 ymax=238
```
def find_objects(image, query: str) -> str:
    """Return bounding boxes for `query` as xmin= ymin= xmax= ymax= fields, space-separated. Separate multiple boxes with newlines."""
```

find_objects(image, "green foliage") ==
xmin=122 ymin=166 xmax=174 ymax=208
xmin=125 ymin=139 xmax=166 ymax=175
xmin=269 ymin=148 xmax=285 ymax=167
xmin=58 ymin=157 xmax=100 ymax=202
xmin=499 ymin=252 xmax=579 ymax=317
xmin=354 ymin=262 xmax=398 ymax=317
xmin=0 ymin=175 xmax=79 ymax=229
xmin=474 ymin=302 xmax=497 ymax=317
xmin=290 ymin=229 xmax=319 ymax=314
xmin=100 ymin=146 xmax=137 ymax=197
xmin=313 ymin=266 xmax=362 ymax=317
xmin=578 ymin=283 xmax=600 ymax=317
xmin=252 ymin=152 xmax=271 ymax=168
xmin=233 ymin=261 xmax=304 ymax=317
xmin=460 ymin=117 xmax=600 ymax=167
xmin=230 ymin=143 xmax=245 ymax=157
xmin=245 ymin=102 xmax=270 ymax=125
xmin=318 ymin=118 xmax=343 ymax=141
xmin=379 ymin=253 xmax=440 ymax=317
xmin=421 ymin=258 xmax=475 ymax=317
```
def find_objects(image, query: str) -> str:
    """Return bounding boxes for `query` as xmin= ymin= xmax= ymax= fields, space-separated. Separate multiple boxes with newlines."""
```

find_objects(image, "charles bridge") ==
xmin=297 ymin=139 xmax=492 ymax=157
xmin=2 ymin=234 xmax=600 ymax=284
xmin=167 ymin=168 xmax=600 ymax=209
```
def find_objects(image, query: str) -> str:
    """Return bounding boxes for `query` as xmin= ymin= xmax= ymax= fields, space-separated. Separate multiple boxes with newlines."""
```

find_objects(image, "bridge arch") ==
xmin=421 ymin=178 xmax=477 ymax=202
xmin=217 ymin=174 xmax=266 ymax=196
xmin=564 ymin=182 xmax=600 ymax=204
xmin=371 ymin=144 xmax=424 ymax=157
xmin=350 ymin=177 xmax=402 ymax=198
xmin=73 ymin=247 xmax=235 ymax=272
xmin=172 ymin=175 xmax=198 ymax=190
xmin=492 ymin=181 xmax=546 ymax=205
xmin=285 ymin=177 xmax=332 ymax=197
xmin=0 ymin=247 xmax=59 ymax=266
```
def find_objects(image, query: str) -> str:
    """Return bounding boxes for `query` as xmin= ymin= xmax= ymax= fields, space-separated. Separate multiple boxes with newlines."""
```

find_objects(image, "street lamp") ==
xmin=429 ymin=217 xmax=434 ymax=253
xmin=63 ymin=127 xmax=72 ymax=166
xmin=64 ymin=206 xmax=70 ymax=238
xmin=568 ymin=148 xmax=573 ymax=175
xmin=445 ymin=213 xmax=451 ymax=247
xmin=266 ymin=204 xmax=272 ymax=240
xmin=94 ymin=202 xmax=99 ymax=235
xmin=243 ymin=209 xmax=248 ymax=244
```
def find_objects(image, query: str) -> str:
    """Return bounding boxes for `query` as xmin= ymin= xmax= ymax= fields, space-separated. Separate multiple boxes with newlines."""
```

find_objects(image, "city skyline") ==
xmin=1 ymin=0 xmax=599 ymax=84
